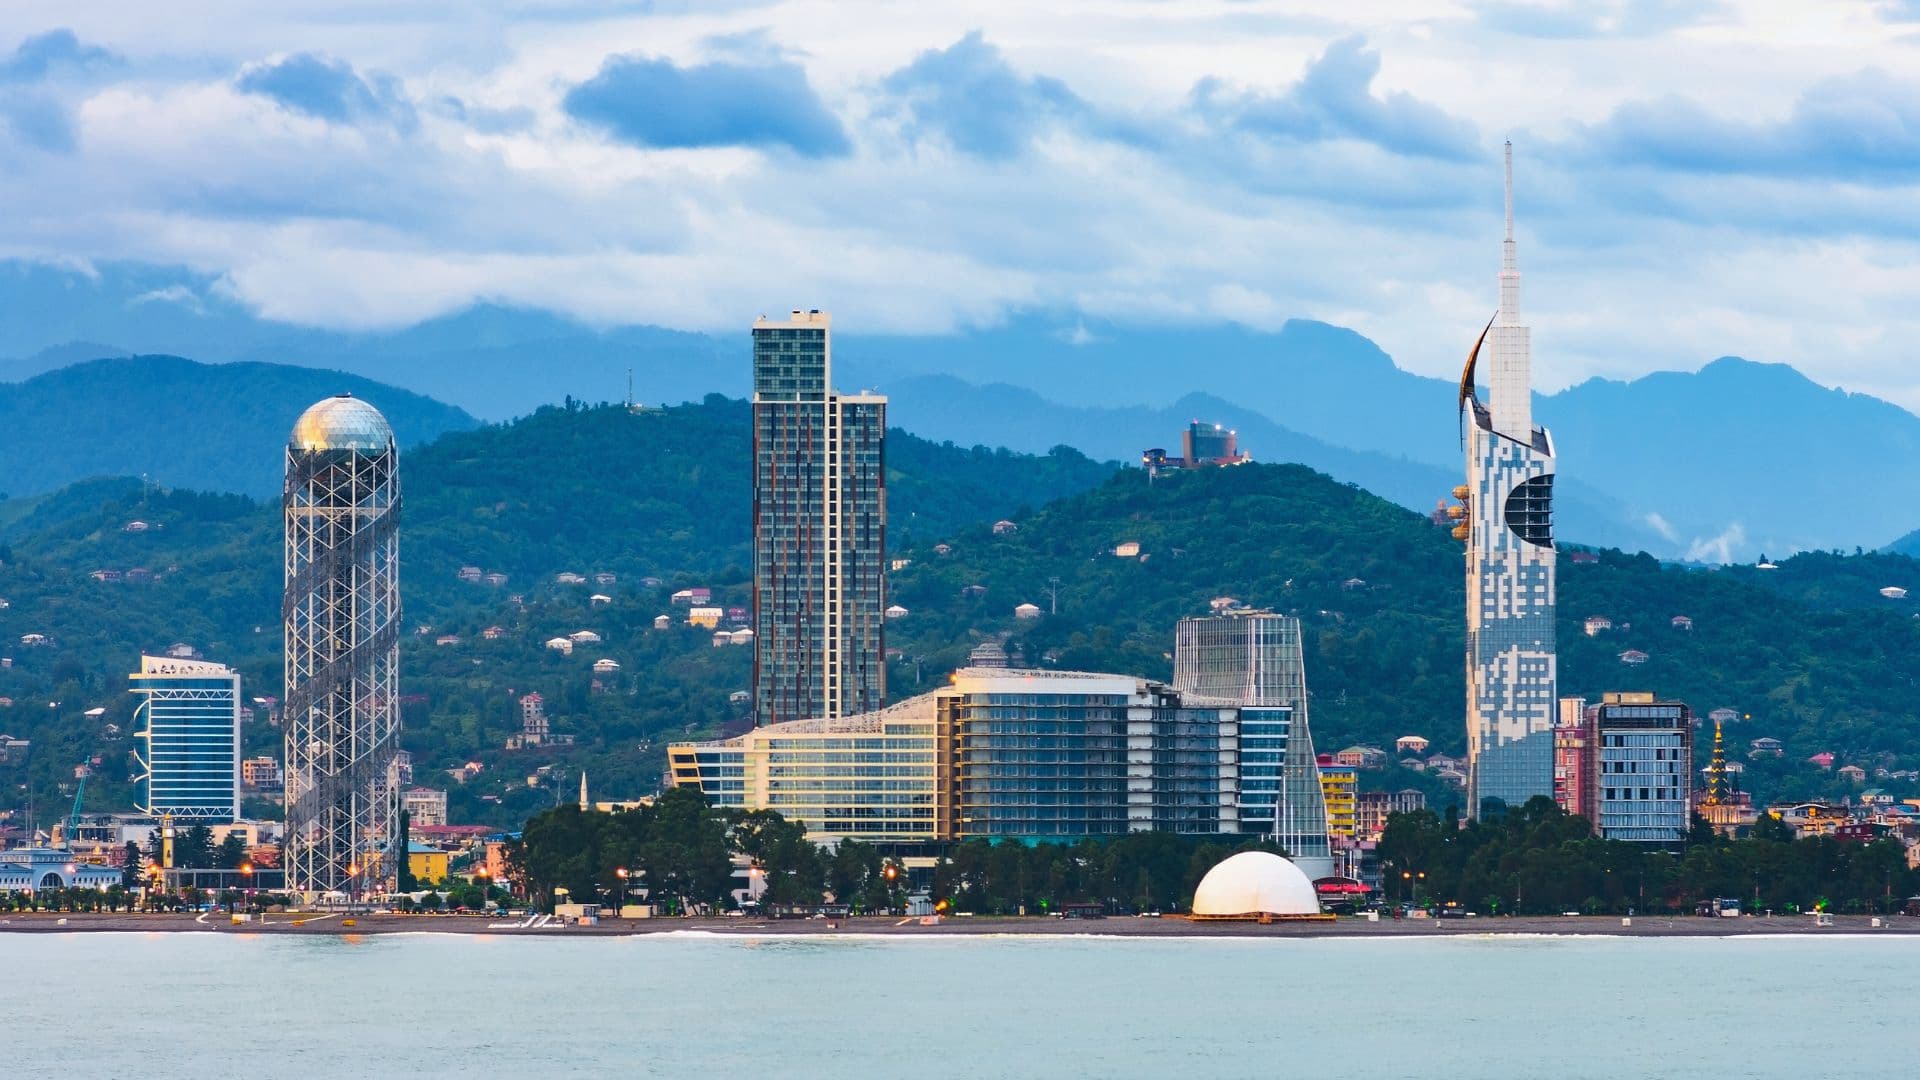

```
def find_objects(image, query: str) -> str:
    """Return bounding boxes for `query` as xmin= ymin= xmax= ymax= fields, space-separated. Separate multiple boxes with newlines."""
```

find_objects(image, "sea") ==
xmin=10 ymin=931 xmax=1915 ymax=1078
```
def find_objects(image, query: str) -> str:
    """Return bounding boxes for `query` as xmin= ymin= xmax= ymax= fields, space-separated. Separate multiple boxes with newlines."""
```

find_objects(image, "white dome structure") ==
xmin=1191 ymin=851 xmax=1321 ymax=919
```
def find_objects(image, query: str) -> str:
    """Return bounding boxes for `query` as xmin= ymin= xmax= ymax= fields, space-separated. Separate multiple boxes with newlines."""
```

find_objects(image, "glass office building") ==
xmin=131 ymin=655 xmax=242 ymax=822
xmin=751 ymin=310 xmax=887 ymax=727
xmin=1590 ymin=693 xmax=1692 ymax=844
xmin=937 ymin=670 xmax=1239 ymax=842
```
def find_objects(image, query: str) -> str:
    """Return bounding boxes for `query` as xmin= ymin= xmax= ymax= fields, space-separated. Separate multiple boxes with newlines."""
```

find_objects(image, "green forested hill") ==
xmin=880 ymin=464 xmax=1920 ymax=807
xmin=3 ymin=406 xmax=1916 ymax=829
xmin=0 ymin=399 xmax=1115 ymax=825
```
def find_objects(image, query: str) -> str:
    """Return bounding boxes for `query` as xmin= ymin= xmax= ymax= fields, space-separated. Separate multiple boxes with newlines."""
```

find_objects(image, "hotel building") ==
xmin=1555 ymin=692 xmax=1693 ymax=844
xmin=130 ymin=655 xmax=243 ymax=822
xmin=751 ymin=310 xmax=887 ymax=727
xmin=1460 ymin=144 xmax=1558 ymax=817
xmin=669 ymin=669 xmax=1243 ymax=845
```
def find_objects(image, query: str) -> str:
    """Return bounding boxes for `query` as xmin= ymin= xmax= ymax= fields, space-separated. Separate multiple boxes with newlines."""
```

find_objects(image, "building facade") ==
xmin=283 ymin=395 xmax=403 ymax=897
xmin=130 ymin=655 xmax=242 ymax=822
xmin=751 ymin=310 xmax=887 ymax=727
xmin=1555 ymin=693 xmax=1693 ymax=843
xmin=1318 ymin=757 xmax=1358 ymax=843
xmin=402 ymin=787 xmax=449 ymax=828
xmin=671 ymin=669 xmax=1246 ymax=845
xmin=670 ymin=696 xmax=938 ymax=843
xmin=1173 ymin=612 xmax=1331 ymax=874
xmin=1461 ymin=144 xmax=1558 ymax=818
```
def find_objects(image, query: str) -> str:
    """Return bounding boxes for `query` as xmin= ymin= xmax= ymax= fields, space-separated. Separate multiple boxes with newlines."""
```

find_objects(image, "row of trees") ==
xmin=1378 ymin=798 xmax=1920 ymax=915
xmin=508 ymin=789 xmax=1290 ymax=915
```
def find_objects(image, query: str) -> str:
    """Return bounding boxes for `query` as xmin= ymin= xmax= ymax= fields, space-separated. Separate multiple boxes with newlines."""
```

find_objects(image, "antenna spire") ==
xmin=1503 ymin=140 xmax=1514 ymax=244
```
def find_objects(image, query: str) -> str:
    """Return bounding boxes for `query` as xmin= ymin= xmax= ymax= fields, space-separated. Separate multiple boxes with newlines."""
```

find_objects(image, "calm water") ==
xmin=10 ymin=931 xmax=1915 ymax=1078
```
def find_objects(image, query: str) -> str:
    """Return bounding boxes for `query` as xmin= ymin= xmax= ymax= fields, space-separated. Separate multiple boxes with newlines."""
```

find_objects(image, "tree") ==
xmin=214 ymin=832 xmax=248 ymax=870
xmin=120 ymin=840 xmax=144 ymax=890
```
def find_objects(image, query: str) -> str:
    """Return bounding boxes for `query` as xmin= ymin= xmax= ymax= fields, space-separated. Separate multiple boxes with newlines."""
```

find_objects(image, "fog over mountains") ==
xmin=4 ymin=259 xmax=1915 ymax=561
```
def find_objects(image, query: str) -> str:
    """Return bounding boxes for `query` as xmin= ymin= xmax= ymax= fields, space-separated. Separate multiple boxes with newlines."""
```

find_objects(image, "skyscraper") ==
xmin=1460 ymin=143 xmax=1558 ymax=817
xmin=283 ymin=395 xmax=402 ymax=897
xmin=1173 ymin=612 xmax=1333 ymax=876
xmin=751 ymin=309 xmax=886 ymax=727
xmin=130 ymin=655 xmax=242 ymax=822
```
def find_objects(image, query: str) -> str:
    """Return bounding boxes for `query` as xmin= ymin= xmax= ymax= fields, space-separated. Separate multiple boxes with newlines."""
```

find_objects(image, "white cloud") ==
xmin=1 ymin=2 xmax=1920 ymax=405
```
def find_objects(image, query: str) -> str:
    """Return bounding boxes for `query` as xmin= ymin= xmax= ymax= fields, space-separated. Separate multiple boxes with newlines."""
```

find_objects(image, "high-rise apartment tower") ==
xmin=1459 ymin=143 xmax=1558 ymax=816
xmin=751 ymin=310 xmax=887 ymax=726
xmin=130 ymin=655 xmax=242 ymax=822
xmin=283 ymin=395 xmax=402 ymax=897
xmin=1174 ymin=612 xmax=1333 ymax=876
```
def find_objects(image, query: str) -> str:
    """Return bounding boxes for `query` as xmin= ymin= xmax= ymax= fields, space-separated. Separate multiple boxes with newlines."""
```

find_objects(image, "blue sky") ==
xmin=5 ymin=1 xmax=1920 ymax=404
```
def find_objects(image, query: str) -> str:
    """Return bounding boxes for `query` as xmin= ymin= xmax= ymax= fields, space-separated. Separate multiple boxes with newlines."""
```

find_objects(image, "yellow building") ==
xmin=407 ymin=842 xmax=449 ymax=885
xmin=1318 ymin=761 xmax=1358 ymax=841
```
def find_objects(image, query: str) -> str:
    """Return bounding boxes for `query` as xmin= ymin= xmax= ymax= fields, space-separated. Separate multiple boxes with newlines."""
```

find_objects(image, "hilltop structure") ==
xmin=1458 ymin=143 xmax=1558 ymax=817
xmin=283 ymin=394 xmax=403 ymax=897
xmin=130 ymin=655 xmax=242 ymax=822
xmin=751 ymin=310 xmax=887 ymax=727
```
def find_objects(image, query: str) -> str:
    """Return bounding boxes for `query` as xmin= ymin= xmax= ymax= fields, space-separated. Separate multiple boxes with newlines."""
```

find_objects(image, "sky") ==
xmin=6 ymin=1 xmax=1920 ymax=403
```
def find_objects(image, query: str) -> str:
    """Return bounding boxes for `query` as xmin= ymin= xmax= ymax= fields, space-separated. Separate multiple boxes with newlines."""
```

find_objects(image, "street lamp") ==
xmin=240 ymin=862 xmax=254 ymax=915
xmin=615 ymin=867 xmax=630 ymax=914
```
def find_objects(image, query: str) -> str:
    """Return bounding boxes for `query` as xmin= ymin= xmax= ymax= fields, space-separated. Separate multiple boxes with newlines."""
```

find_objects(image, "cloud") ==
xmin=1473 ymin=0 xmax=1727 ymax=39
xmin=235 ymin=53 xmax=416 ymax=131
xmin=562 ymin=51 xmax=848 ymax=157
xmin=128 ymin=284 xmax=204 ymax=312
xmin=1685 ymin=521 xmax=1747 ymax=564
xmin=0 ymin=29 xmax=121 ymax=152
xmin=0 ymin=29 xmax=118 ymax=82
xmin=1569 ymin=68 xmax=1920 ymax=181
xmin=879 ymin=31 xmax=1089 ymax=159
xmin=1191 ymin=36 xmax=1481 ymax=162
xmin=1643 ymin=512 xmax=1679 ymax=542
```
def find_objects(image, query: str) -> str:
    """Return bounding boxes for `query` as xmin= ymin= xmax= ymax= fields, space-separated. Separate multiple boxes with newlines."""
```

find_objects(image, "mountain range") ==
xmin=4 ymin=258 xmax=1919 ymax=560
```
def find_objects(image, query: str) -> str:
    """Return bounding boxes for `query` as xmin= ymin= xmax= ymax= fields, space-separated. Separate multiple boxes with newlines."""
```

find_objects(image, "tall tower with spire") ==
xmin=1458 ymin=142 xmax=1558 ymax=818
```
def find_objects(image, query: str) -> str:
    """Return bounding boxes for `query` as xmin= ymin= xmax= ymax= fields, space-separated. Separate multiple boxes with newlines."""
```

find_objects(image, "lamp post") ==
xmin=240 ymin=862 xmax=254 ymax=915
xmin=474 ymin=867 xmax=490 ymax=913
xmin=615 ymin=867 xmax=630 ymax=916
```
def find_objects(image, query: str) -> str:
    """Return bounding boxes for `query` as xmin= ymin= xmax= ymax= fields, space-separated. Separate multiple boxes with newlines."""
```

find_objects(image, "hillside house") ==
xmin=484 ymin=572 xmax=509 ymax=587
xmin=555 ymin=572 xmax=588 ymax=585
xmin=1113 ymin=542 xmax=1141 ymax=558
xmin=1838 ymin=764 xmax=1867 ymax=784
xmin=671 ymin=588 xmax=713 ymax=606
xmin=1750 ymin=737 xmax=1784 ymax=758
xmin=593 ymin=659 xmax=621 ymax=674
xmin=1808 ymin=751 xmax=1835 ymax=770
xmin=545 ymin=637 xmax=574 ymax=655
xmin=457 ymin=566 xmax=483 ymax=583
xmin=1619 ymin=649 xmax=1650 ymax=665
xmin=711 ymin=631 xmax=732 ymax=648
xmin=687 ymin=607 xmax=723 ymax=629
xmin=569 ymin=630 xmax=602 ymax=644
xmin=1671 ymin=615 xmax=1693 ymax=630
xmin=590 ymin=594 xmax=613 ymax=607
xmin=1014 ymin=603 xmax=1043 ymax=619
xmin=653 ymin=615 xmax=671 ymax=630
xmin=435 ymin=635 xmax=460 ymax=647
xmin=1584 ymin=615 xmax=1613 ymax=636
xmin=1395 ymin=735 xmax=1430 ymax=755
xmin=482 ymin=626 xmax=508 ymax=640
xmin=885 ymin=605 xmax=910 ymax=619
xmin=594 ymin=572 xmax=617 ymax=586
xmin=993 ymin=520 xmax=1018 ymax=535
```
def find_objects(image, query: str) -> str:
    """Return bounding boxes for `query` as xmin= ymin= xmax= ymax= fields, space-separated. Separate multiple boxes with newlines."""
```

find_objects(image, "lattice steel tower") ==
xmin=283 ymin=395 xmax=402 ymax=898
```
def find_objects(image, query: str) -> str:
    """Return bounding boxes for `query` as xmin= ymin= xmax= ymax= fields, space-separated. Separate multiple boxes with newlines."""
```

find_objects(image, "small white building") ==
xmin=885 ymin=604 xmax=910 ymax=619
xmin=555 ymin=572 xmax=588 ymax=585
xmin=1113 ymin=541 xmax=1141 ymax=558
xmin=1014 ymin=603 xmax=1043 ymax=619
xmin=1880 ymin=586 xmax=1908 ymax=599
xmin=545 ymin=637 xmax=574 ymax=655
xmin=569 ymin=630 xmax=603 ymax=644
xmin=590 ymin=594 xmax=613 ymax=607
xmin=593 ymin=658 xmax=621 ymax=674
xmin=653 ymin=615 xmax=672 ymax=630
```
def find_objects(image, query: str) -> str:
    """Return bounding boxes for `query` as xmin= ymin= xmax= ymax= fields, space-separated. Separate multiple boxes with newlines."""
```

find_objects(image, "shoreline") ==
xmin=4 ymin=911 xmax=1916 ymax=939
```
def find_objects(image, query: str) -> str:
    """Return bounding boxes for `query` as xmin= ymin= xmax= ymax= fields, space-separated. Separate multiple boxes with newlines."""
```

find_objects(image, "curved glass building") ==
xmin=283 ymin=394 xmax=402 ymax=897
xmin=1461 ymin=144 xmax=1558 ymax=817
xmin=131 ymin=655 xmax=242 ymax=822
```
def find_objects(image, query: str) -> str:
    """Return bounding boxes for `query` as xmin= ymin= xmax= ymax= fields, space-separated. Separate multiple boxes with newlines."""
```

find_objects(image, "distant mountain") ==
xmin=1542 ymin=358 xmax=1920 ymax=557
xmin=10 ymin=258 xmax=1920 ymax=560
xmin=0 ymin=356 xmax=477 ymax=499
xmin=878 ymin=375 xmax=1666 ymax=553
